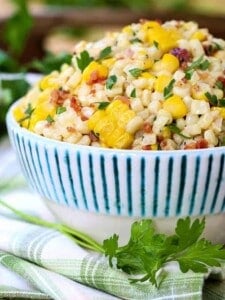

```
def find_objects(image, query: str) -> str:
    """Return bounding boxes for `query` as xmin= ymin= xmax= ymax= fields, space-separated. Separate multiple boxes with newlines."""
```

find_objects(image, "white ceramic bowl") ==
xmin=6 ymin=101 xmax=225 ymax=243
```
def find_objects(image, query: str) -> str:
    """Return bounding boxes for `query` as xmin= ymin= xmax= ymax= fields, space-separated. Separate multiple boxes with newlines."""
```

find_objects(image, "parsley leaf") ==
xmin=167 ymin=124 xmax=190 ymax=139
xmin=130 ymin=38 xmax=142 ymax=44
xmin=76 ymin=50 xmax=93 ymax=72
xmin=205 ymin=92 xmax=225 ymax=107
xmin=129 ymin=68 xmax=142 ymax=78
xmin=46 ymin=115 xmax=54 ymax=124
xmin=98 ymin=102 xmax=110 ymax=110
xmin=98 ymin=46 xmax=112 ymax=60
xmin=153 ymin=40 xmax=159 ymax=49
xmin=106 ymin=75 xmax=117 ymax=89
xmin=163 ymin=79 xmax=175 ymax=99
xmin=56 ymin=106 xmax=67 ymax=114
xmin=104 ymin=217 xmax=225 ymax=287
xmin=18 ymin=103 xmax=35 ymax=127
xmin=185 ymin=55 xmax=210 ymax=79
xmin=130 ymin=88 xmax=136 ymax=98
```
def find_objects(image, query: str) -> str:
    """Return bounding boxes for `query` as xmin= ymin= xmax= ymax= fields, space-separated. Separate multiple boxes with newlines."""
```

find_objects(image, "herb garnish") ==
xmin=129 ymin=68 xmax=142 ymax=78
xmin=103 ymin=217 xmax=225 ymax=286
xmin=46 ymin=115 xmax=54 ymax=124
xmin=167 ymin=124 xmax=190 ymax=139
xmin=130 ymin=88 xmax=136 ymax=98
xmin=205 ymin=92 xmax=225 ymax=107
xmin=130 ymin=38 xmax=142 ymax=44
xmin=18 ymin=103 xmax=35 ymax=127
xmin=99 ymin=46 xmax=112 ymax=60
xmin=76 ymin=50 xmax=93 ymax=72
xmin=98 ymin=102 xmax=110 ymax=110
xmin=56 ymin=106 xmax=67 ymax=114
xmin=185 ymin=55 xmax=210 ymax=79
xmin=106 ymin=75 xmax=117 ymax=89
xmin=163 ymin=79 xmax=175 ymax=99
xmin=1 ymin=198 xmax=225 ymax=288
xmin=153 ymin=40 xmax=159 ymax=49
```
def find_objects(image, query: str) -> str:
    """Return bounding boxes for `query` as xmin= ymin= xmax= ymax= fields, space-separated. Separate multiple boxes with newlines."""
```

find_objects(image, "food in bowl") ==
xmin=13 ymin=20 xmax=225 ymax=150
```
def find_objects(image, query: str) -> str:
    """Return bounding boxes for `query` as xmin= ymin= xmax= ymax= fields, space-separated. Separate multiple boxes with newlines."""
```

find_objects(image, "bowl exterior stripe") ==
xmin=188 ymin=156 xmax=200 ymax=215
xmin=88 ymin=154 xmax=99 ymax=212
xmin=140 ymin=158 xmax=146 ymax=216
xmin=126 ymin=157 xmax=132 ymax=216
xmin=210 ymin=153 xmax=225 ymax=213
xmin=100 ymin=155 xmax=110 ymax=213
xmin=164 ymin=157 xmax=173 ymax=216
xmin=153 ymin=157 xmax=160 ymax=216
xmin=113 ymin=156 xmax=121 ymax=215
xmin=64 ymin=151 xmax=78 ymax=207
xmin=77 ymin=152 xmax=88 ymax=210
xmin=200 ymin=155 xmax=213 ymax=214
xmin=176 ymin=155 xmax=187 ymax=215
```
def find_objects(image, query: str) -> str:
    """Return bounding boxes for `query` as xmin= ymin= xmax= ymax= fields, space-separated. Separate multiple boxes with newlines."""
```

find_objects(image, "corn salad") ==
xmin=14 ymin=20 xmax=225 ymax=150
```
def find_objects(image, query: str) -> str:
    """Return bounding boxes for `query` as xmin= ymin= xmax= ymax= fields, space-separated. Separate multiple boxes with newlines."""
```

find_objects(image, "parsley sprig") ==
xmin=185 ymin=55 xmax=210 ymax=79
xmin=1 ymin=199 xmax=225 ymax=288
xmin=106 ymin=75 xmax=117 ymax=89
xmin=98 ymin=46 xmax=112 ymax=60
xmin=18 ymin=103 xmax=35 ymax=127
xmin=103 ymin=217 xmax=225 ymax=286
xmin=76 ymin=50 xmax=93 ymax=72
xmin=163 ymin=79 xmax=175 ymax=99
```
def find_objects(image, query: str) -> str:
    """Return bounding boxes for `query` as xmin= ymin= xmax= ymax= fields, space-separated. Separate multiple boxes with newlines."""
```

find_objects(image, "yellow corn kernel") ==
xmin=106 ymin=99 xmax=129 ymax=116
xmin=87 ymin=99 xmax=136 ymax=149
xmin=154 ymin=74 xmax=172 ymax=92
xmin=87 ymin=110 xmax=105 ymax=130
xmin=142 ymin=21 xmax=161 ymax=31
xmin=150 ymin=144 xmax=158 ymax=150
xmin=141 ymin=72 xmax=154 ymax=79
xmin=213 ymin=107 xmax=225 ymax=119
xmin=163 ymin=95 xmax=188 ymax=119
xmin=191 ymin=30 xmax=206 ymax=41
xmin=161 ymin=126 xmax=171 ymax=139
xmin=147 ymin=27 xmax=180 ymax=53
xmin=101 ymin=58 xmax=116 ymax=68
xmin=143 ymin=58 xmax=153 ymax=69
xmin=191 ymin=85 xmax=208 ymax=101
xmin=122 ymin=25 xmax=133 ymax=34
xmin=29 ymin=102 xmax=55 ymax=131
xmin=82 ymin=61 xmax=108 ymax=83
xmin=153 ymin=53 xmax=179 ymax=74
xmin=39 ymin=72 xmax=59 ymax=90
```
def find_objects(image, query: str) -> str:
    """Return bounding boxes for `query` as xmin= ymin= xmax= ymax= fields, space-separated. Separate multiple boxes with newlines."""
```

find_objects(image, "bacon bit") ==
xmin=70 ymin=97 xmax=81 ymax=113
xmin=196 ymin=138 xmax=208 ymax=149
xmin=67 ymin=127 xmax=76 ymax=133
xmin=80 ymin=113 xmax=89 ymax=121
xmin=142 ymin=145 xmax=151 ymax=150
xmin=143 ymin=122 xmax=152 ymax=133
xmin=87 ymin=71 xmax=107 ymax=85
xmin=217 ymin=76 xmax=225 ymax=88
xmin=50 ymin=89 xmax=70 ymax=106
xmin=89 ymin=131 xmax=99 ymax=142
xmin=124 ymin=48 xmax=134 ymax=58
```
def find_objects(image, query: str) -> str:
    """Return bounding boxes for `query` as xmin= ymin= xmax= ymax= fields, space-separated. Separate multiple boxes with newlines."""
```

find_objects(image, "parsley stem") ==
xmin=0 ymin=199 xmax=104 ymax=253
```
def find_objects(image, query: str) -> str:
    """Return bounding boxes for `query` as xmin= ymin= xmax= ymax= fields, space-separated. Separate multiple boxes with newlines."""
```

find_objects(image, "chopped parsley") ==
xmin=163 ymin=79 xmax=175 ymax=99
xmin=130 ymin=38 xmax=142 ymax=44
xmin=130 ymin=88 xmax=136 ymax=98
xmin=153 ymin=40 xmax=159 ymax=49
xmin=129 ymin=68 xmax=142 ymax=78
xmin=76 ymin=50 xmax=93 ymax=72
xmin=18 ymin=103 xmax=35 ymax=127
xmin=185 ymin=55 xmax=210 ymax=79
xmin=205 ymin=92 xmax=225 ymax=107
xmin=98 ymin=46 xmax=112 ymax=60
xmin=167 ymin=124 xmax=190 ymax=139
xmin=215 ymin=80 xmax=224 ymax=90
xmin=56 ymin=106 xmax=67 ymax=114
xmin=106 ymin=75 xmax=117 ymax=89
xmin=98 ymin=102 xmax=110 ymax=110
xmin=46 ymin=115 xmax=54 ymax=124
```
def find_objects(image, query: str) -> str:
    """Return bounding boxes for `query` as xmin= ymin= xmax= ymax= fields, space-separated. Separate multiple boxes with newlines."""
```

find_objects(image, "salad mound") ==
xmin=14 ymin=20 xmax=225 ymax=150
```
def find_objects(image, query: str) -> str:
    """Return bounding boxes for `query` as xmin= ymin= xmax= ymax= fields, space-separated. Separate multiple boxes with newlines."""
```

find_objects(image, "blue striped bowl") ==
xmin=6 ymin=101 xmax=225 ymax=243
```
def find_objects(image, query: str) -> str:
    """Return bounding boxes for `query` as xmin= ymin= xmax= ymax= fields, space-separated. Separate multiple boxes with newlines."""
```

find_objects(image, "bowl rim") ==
xmin=7 ymin=99 xmax=225 ymax=156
